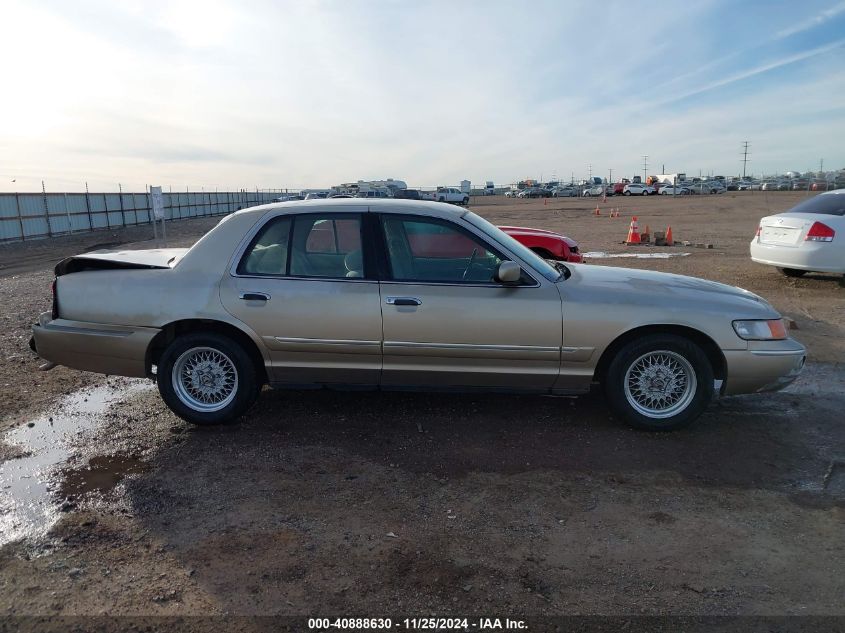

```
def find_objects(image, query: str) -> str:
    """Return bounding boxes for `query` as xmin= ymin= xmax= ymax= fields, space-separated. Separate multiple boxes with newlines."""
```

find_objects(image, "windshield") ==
xmin=463 ymin=212 xmax=561 ymax=282
xmin=788 ymin=193 xmax=845 ymax=216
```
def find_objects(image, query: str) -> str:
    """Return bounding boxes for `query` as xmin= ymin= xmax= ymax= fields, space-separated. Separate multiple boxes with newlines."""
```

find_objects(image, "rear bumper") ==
xmin=722 ymin=338 xmax=806 ymax=396
xmin=750 ymin=239 xmax=844 ymax=273
xmin=30 ymin=311 xmax=159 ymax=378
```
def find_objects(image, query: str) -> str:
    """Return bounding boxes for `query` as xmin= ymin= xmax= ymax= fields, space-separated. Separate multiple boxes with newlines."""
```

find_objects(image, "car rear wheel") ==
xmin=624 ymin=191 xmax=631 ymax=196
xmin=604 ymin=334 xmax=714 ymax=431
xmin=158 ymin=332 xmax=259 ymax=425
xmin=778 ymin=268 xmax=808 ymax=278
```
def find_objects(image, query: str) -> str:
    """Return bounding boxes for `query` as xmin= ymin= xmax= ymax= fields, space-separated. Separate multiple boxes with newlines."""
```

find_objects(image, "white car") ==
xmin=659 ymin=185 xmax=690 ymax=195
xmin=750 ymin=189 xmax=845 ymax=277
xmin=623 ymin=184 xmax=655 ymax=196
xmin=582 ymin=185 xmax=605 ymax=197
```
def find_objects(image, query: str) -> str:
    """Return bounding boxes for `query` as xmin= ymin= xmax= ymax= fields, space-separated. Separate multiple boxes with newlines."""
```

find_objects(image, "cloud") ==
xmin=775 ymin=0 xmax=845 ymax=39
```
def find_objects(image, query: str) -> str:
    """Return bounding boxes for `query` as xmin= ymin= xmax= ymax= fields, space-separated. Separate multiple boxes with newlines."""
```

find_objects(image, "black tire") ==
xmin=624 ymin=191 xmax=631 ymax=196
xmin=604 ymin=333 xmax=714 ymax=431
xmin=462 ymin=197 xmax=469 ymax=205
xmin=778 ymin=268 xmax=807 ymax=277
xmin=157 ymin=332 xmax=260 ymax=425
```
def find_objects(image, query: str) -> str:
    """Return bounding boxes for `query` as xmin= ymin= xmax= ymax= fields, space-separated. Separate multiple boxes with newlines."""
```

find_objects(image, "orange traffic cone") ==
xmin=665 ymin=226 xmax=674 ymax=246
xmin=544 ymin=197 xmax=548 ymax=206
xmin=626 ymin=216 xmax=641 ymax=244
xmin=594 ymin=205 xmax=601 ymax=216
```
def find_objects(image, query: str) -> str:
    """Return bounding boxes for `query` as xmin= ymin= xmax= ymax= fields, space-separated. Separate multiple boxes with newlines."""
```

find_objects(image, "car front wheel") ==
xmin=624 ymin=191 xmax=631 ymax=196
xmin=604 ymin=334 xmax=714 ymax=431
xmin=158 ymin=332 xmax=259 ymax=425
xmin=778 ymin=268 xmax=807 ymax=278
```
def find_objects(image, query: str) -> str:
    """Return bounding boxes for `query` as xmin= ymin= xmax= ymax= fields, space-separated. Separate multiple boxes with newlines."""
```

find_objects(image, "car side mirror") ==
xmin=495 ymin=260 xmax=521 ymax=284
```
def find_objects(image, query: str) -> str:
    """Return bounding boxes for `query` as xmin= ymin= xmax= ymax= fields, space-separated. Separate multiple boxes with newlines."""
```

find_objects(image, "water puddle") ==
xmin=584 ymin=251 xmax=691 ymax=259
xmin=0 ymin=380 xmax=153 ymax=546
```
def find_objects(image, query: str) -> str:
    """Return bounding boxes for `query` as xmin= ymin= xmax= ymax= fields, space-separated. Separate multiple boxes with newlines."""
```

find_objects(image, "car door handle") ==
xmin=385 ymin=296 xmax=422 ymax=306
xmin=239 ymin=292 xmax=270 ymax=301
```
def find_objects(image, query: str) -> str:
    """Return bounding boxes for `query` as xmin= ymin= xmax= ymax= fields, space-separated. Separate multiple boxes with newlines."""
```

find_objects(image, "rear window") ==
xmin=788 ymin=193 xmax=845 ymax=216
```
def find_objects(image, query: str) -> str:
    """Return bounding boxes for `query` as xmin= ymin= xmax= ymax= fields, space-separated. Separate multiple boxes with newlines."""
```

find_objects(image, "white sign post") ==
xmin=150 ymin=186 xmax=166 ymax=247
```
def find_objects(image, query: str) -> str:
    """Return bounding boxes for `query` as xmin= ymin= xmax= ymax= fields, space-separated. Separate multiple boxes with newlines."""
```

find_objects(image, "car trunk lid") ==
xmin=55 ymin=248 xmax=189 ymax=276
xmin=757 ymin=214 xmax=818 ymax=247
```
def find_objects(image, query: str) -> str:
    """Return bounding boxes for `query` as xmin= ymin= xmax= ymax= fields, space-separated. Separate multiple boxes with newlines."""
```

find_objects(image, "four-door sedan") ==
xmin=750 ymin=189 xmax=845 ymax=277
xmin=31 ymin=200 xmax=805 ymax=431
xmin=659 ymin=185 xmax=691 ymax=196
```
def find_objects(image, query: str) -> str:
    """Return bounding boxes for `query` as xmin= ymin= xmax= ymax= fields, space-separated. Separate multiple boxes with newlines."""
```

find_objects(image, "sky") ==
xmin=1 ymin=0 xmax=844 ymax=193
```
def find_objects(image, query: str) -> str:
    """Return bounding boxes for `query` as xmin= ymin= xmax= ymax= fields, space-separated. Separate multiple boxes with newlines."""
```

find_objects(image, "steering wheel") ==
xmin=461 ymin=248 xmax=478 ymax=281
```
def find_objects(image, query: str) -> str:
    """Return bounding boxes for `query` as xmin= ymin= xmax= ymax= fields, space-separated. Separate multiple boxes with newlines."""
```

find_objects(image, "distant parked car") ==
xmin=275 ymin=194 xmax=304 ymax=202
xmin=394 ymin=189 xmax=423 ymax=200
xmin=751 ymin=189 xmax=845 ymax=277
xmin=304 ymin=193 xmax=328 ymax=200
xmin=623 ymin=184 xmax=655 ymax=196
xmin=737 ymin=181 xmax=754 ymax=191
xmin=686 ymin=183 xmax=721 ymax=195
xmin=811 ymin=181 xmax=832 ymax=191
xmin=498 ymin=226 xmax=583 ymax=263
xmin=582 ymin=185 xmax=605 ymax=197
xmin=328 ymin=194 xmax=355 ymax=198
xmin=659 ymin=185 xmax=691 ymax=195
xmin=436 ymin=187 xmax=470 ymax=205
xmin=777 ymin=182 xmax=791 ymax=191
xmin=504 ymin=190 xmax=518 ymax=198
xmin=552 ymin=187 xmax=577 ymax=197
xmin=518 ymin=187 xmax=550 ymax=199
xmin=355 ymin=190 xmax=391 ymax=199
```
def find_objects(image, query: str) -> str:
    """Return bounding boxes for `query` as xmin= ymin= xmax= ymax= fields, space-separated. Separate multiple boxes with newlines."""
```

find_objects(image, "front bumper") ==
xmin=30 ymin=311 xmax=159 ymax=378
xmin=722 ymin=338 xmax=806 ymax=396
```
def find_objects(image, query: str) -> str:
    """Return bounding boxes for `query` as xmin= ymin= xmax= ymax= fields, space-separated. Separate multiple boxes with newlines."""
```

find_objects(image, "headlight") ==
xmin=732 ymin=319 xmax=788 ymax=340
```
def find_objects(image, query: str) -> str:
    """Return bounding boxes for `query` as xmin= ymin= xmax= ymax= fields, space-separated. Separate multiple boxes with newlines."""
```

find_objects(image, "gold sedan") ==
xmin=31 ymin=200 xmax=805 ymax=430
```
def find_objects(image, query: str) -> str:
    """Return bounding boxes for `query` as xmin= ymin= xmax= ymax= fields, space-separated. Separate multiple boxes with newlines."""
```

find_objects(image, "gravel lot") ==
xmin=0 ymin=193 xmax=842 ymax=624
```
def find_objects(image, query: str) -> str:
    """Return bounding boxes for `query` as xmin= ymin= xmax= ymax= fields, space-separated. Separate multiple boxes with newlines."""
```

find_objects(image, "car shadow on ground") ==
xmin=101 ymin=375 xmax=845 ymax=615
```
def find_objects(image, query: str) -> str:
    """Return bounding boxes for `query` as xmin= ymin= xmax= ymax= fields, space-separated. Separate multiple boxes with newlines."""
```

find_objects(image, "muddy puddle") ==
xmin=0 ymin=379 xmax=153 ymax=546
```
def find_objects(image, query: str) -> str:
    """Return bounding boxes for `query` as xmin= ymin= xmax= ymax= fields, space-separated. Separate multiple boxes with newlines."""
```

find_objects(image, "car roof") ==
xmin=229 ymin=197 xmax=468 ymax=221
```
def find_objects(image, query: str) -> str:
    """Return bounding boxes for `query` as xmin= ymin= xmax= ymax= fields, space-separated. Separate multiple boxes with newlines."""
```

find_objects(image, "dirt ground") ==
xmin=0 ymin=194 xmax=842 ymax=628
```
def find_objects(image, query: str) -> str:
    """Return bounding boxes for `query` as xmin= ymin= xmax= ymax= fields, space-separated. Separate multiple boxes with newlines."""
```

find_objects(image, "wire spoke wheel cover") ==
xmin=623 ymin=350 xmax=697 ymax=419
xmin=172 ymin=346 xmax=239 ymax=412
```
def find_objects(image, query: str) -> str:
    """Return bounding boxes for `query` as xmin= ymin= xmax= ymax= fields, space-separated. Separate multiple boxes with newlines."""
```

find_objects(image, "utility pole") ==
xmin=642 ymin=155 xmax=648 ymax=181
xmin=819 ymin=158 xmax=824 ymax=175
xmin=588 ymin=164 xmax=592 ymax=181
xmin=741 ymin=141 xmax=750 ymax=179
xmin=608 ymin=168 xmax=613 ymax=184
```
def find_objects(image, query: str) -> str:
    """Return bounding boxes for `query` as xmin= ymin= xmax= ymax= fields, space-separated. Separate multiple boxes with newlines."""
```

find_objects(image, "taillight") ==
xmin=805 ymin=221 xmax=835 ymax=242
xmin=51 ymin=279 xmax=59 ymax=319
xmin=755 ymin=225 xmax=761 ymax=237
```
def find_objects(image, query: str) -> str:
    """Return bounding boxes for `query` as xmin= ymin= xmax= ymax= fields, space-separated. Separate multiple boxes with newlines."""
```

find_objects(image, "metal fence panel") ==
xmin=0 ymin=189 xmax=280 ymax=242
xmin=0 ymin=195 xmax=19 ymax=219
xmin=0 ymin=218 xmax=23 ymax=241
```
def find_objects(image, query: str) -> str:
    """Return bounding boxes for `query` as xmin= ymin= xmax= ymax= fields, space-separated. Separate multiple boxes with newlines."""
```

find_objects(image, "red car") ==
xmin=499 ymin=226 xmax=583 ymax=263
